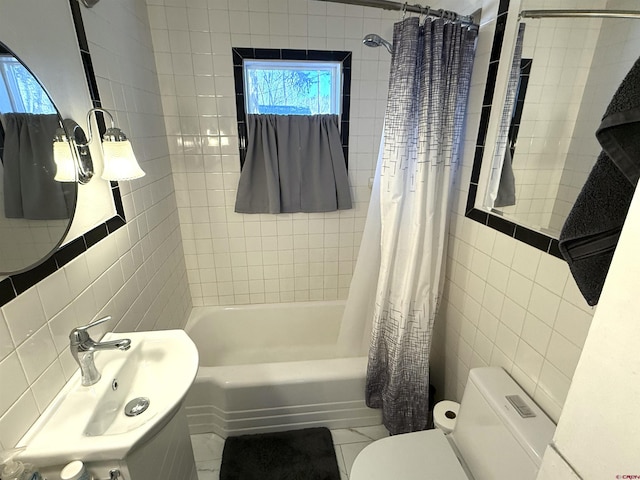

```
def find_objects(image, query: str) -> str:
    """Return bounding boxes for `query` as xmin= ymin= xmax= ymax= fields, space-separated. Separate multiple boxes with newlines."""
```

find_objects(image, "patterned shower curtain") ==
xmin=365 ymin=17 xmax=476 ymax=434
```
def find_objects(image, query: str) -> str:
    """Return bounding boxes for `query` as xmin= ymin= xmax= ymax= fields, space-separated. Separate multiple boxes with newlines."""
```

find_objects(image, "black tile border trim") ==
xmin=0 ymin=1 xmax=128 ymax=307
xmin=464 ymin=0 xmax=562 ymax=259
xmin=231 ymin=48 xmax=353 ymax=169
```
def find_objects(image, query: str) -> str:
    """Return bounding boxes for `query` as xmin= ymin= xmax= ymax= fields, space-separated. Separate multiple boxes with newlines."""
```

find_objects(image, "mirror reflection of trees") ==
xmin=0 ymin=55 xmax=56 ymax=114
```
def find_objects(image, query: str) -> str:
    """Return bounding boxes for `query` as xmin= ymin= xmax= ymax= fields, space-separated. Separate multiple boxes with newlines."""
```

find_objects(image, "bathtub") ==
xmin=183 ymin=301 xmax=381 ymax=438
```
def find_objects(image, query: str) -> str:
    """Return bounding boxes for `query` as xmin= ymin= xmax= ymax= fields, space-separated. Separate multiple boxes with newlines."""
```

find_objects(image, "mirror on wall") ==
xmin=0 ymin=41 xmax=77 ymax=274
xmin=477 ymin=8 xmax=640 ymax=238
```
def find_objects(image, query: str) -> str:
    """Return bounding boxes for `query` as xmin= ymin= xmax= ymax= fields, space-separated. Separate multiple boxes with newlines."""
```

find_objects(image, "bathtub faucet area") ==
xmin=69 ymin=316 xmax=131 ymax=386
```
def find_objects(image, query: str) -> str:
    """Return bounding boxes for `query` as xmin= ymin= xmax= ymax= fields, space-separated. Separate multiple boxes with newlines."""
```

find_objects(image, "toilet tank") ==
xmin=449 ymin=367 xmax=555 ymax=480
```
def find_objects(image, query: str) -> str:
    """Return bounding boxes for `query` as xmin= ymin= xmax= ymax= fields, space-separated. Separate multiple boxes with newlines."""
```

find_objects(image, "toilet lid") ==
xmin=350 ymin=429 xmax=469 ymax=480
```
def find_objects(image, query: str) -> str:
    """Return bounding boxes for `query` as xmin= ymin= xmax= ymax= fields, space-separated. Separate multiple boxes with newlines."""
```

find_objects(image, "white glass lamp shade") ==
xmin=101 ymin=140 xmax=145 ymax=181
xmin=53 ymin=140 xmax=77 ymax=182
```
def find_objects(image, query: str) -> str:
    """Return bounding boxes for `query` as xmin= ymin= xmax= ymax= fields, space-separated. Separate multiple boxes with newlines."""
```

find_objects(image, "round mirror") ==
xmin=0 ymin=41 xmax=77 ymax=274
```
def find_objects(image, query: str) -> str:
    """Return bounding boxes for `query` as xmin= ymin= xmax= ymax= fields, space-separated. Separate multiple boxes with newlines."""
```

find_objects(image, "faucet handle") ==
xmin=70 ymin=316 xmax=112 ymax=344
xmin=76 ymin=315 xmax=112 ymax=332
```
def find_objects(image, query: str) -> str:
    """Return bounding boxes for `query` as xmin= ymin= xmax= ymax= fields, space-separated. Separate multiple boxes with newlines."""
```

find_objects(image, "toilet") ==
xmin=350 ymin=367 xmax=555 ymax=480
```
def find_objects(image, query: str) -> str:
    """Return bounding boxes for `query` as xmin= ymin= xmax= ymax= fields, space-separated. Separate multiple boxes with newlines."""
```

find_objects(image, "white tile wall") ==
xmin=0 ymin=0 xmax=190 ymax=449
xmin=147 ymin=0 xmax=395 ymax=306
xmin=435 ymin=210 xmax=596 ymax=422
xmin=430 ymin=0 xmax=597 ymax=424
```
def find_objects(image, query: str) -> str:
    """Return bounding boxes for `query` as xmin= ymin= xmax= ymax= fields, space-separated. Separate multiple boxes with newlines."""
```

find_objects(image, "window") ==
xmin=0 ymin=55 xmax=55 ymax=114
xmin=243 ymin=60 xmax=341 ymax=115
xmin=233 ymin=48 xmax=352 ymax=167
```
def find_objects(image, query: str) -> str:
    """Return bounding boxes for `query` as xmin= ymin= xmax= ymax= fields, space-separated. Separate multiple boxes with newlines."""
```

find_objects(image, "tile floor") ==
xmin=191 ymin=425 xmax=390 ymax=480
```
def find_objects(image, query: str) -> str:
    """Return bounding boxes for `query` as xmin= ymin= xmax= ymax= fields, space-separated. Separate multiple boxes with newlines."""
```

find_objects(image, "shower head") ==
xmin=363 ymin=33 xmax=392 ymax=54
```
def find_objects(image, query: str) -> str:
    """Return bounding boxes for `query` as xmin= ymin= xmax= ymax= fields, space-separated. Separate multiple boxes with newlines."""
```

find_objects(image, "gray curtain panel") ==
xmin=365 ymin=17 xmax=477 ymax=434
xmin=494 ymin=23 xmax=526 ymax=208
xmin=2 ymin=113 xmax=74 ymax=219
xmin=234 ymin=114 xmax=352 ymax=214
xmin=495 ymin=146 xmax=516 ymax=207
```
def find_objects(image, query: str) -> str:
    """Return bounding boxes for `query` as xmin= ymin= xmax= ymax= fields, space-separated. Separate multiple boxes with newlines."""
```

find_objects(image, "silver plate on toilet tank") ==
xmin=506 ymin=395 xmax=536 ymax=418
xmin=124 ymin=397 xmax=150 ymax=417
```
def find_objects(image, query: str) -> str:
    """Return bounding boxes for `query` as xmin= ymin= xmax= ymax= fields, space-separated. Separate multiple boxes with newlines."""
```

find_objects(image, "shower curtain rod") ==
xmin=315 ymin=0 xmax=477 ymax=26
xmin=520 ymin=9 xmax=640 ymax=20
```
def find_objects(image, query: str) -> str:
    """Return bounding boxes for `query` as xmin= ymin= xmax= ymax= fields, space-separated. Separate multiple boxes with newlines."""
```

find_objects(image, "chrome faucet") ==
xmin=69 ymin=316 xmax=131 ymax=386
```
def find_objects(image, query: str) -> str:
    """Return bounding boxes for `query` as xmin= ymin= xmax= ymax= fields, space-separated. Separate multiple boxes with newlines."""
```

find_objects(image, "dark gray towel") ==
xmin=596 ymin=57 xmax=640 ymax=187
xmin=559 ymin=56 xmax=640 ymax=306
xmin=558 ymin=152 xmax=633 ymax=305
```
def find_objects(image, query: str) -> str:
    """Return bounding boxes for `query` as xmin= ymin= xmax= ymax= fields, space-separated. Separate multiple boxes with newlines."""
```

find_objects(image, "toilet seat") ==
xmin=350 ymin=429 xmax=469 ymax=480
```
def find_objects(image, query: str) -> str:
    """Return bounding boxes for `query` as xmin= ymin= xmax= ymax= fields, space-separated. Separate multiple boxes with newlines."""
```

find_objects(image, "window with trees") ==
xmin=0 ymin=55 xmax=55 ymax=114
xmin=232 ymin=48 xmax=351 ymax=167
xmin=243 ymin=60 xmax=341 ymax=115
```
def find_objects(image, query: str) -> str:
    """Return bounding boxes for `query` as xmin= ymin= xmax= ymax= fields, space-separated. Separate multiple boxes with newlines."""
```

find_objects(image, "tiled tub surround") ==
xmin=150 ymin=0 xmax=594 ymax=427
xmin=0 ymin=0 xmax=191 ymax=451
xmin=147 ymin=0 xmax=394 ymax=306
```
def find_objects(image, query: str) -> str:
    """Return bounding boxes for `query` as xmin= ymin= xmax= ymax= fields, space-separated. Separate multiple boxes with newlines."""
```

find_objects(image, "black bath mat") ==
xmin=220 ymin=427 xmax=341 ymax=480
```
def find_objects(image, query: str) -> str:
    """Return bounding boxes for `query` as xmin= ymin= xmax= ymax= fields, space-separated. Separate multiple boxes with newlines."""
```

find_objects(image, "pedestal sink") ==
xmin=17 ymin=330 xmax=199 ymax=478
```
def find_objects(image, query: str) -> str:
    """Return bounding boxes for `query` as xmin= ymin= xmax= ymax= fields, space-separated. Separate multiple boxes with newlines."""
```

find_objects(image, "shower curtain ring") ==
xmin=402 ymin=2 xmax=407 ymax=19
xmin=422 ymin=5 xmax=431 ymax=23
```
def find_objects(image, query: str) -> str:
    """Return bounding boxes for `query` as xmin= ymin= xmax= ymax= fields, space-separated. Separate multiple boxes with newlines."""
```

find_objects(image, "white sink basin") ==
xmin=17 ymin=330 xmax=198 ymax=465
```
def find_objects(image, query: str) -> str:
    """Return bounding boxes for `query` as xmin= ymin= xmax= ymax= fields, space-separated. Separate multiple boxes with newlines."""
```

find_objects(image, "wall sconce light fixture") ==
xmin=53 ymin=119 xmax=93 ymax=184
xmin=53 ymin=107 xmax=145 ymax=184
xmin=53 ymin=130 xmax=77 ymax=182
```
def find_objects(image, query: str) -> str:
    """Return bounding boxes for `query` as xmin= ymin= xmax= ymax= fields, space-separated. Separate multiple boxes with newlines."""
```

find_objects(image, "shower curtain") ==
xmin=337 ymin=136 xmax=383 ymax=357
xmin=365 ymin=17 xmax=476 ymax=434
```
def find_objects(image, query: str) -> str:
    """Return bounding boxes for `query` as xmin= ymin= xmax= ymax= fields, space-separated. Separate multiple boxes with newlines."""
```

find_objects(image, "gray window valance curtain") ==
xmin=2 ymin=113 xmax=74 ymax=220
xmin=234 ymin=114 xmax=352 ymax=214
